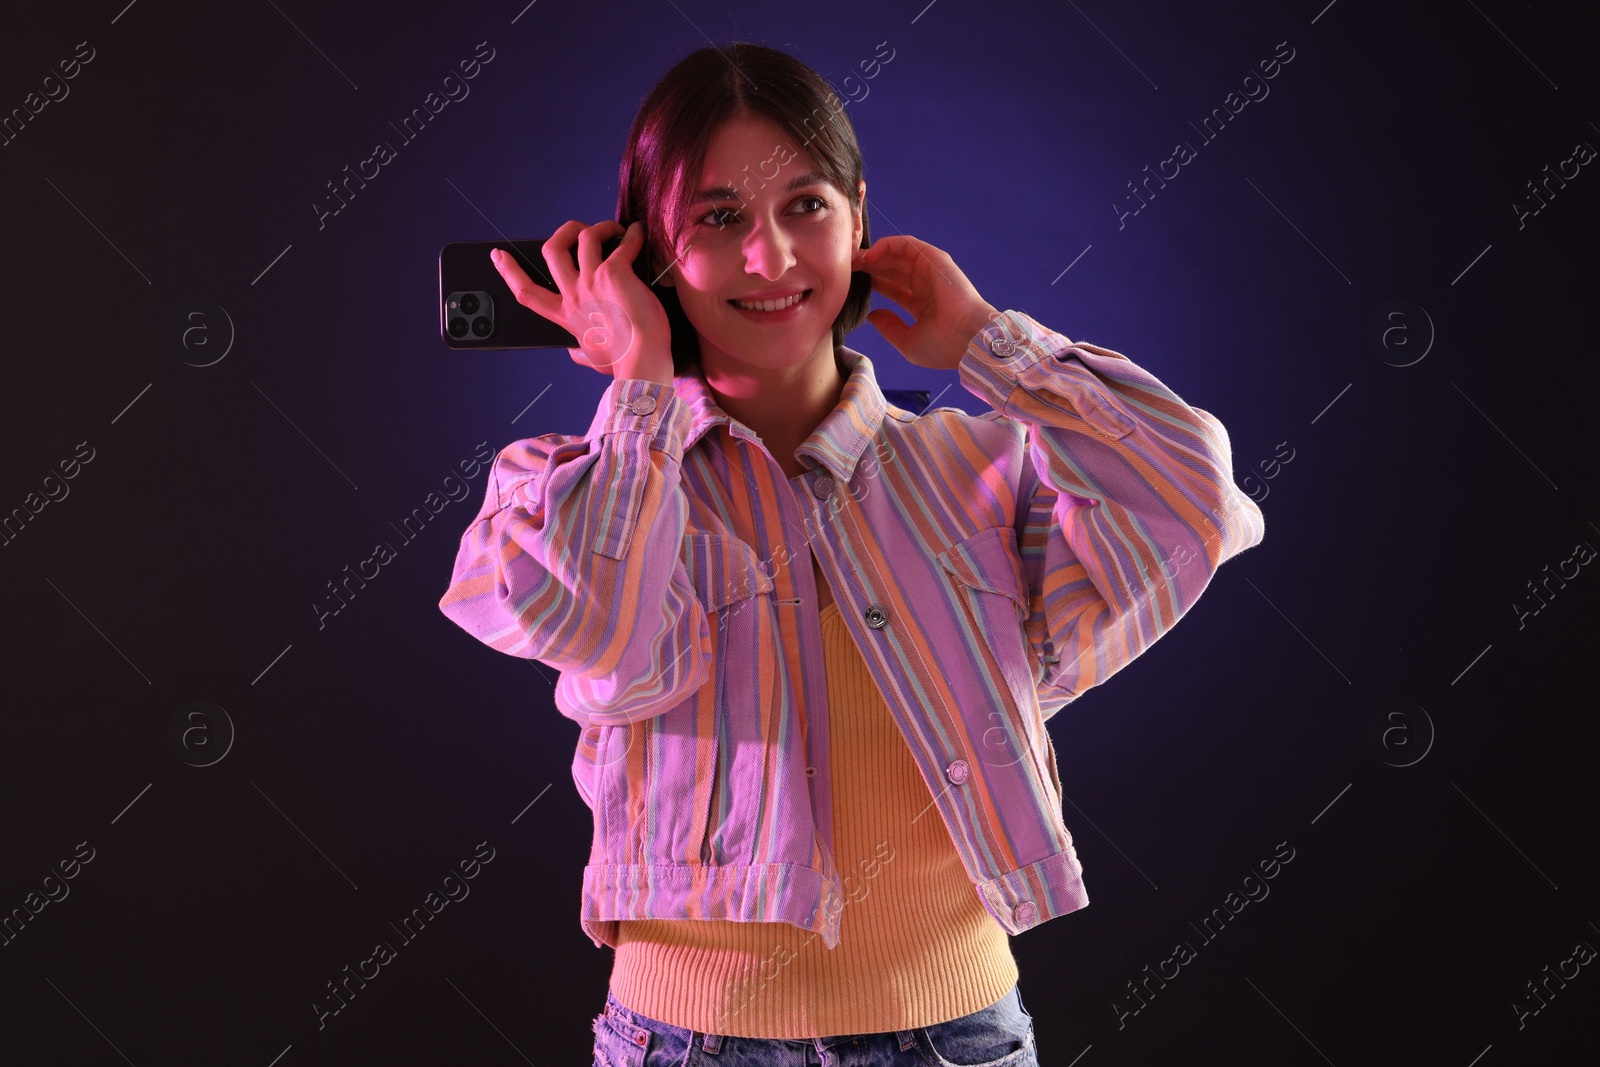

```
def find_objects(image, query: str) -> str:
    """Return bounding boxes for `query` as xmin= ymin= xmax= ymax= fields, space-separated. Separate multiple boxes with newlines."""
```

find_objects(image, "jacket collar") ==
xmin=669 ymin=345 xmax=890 ymax=485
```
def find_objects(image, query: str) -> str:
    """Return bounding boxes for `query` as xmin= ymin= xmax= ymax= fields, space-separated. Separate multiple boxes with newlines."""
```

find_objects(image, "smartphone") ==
xmin=439 ymin=234 xmax=661 ymax=350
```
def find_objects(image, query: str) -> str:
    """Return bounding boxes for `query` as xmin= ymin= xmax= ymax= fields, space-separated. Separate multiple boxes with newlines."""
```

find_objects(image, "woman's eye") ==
xmin=698 ymin=195 xmax=827 ymax=228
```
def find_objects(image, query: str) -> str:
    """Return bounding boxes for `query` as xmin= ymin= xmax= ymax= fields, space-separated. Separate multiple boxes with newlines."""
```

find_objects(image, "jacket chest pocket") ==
xmin=936 ymin=526 xmax=1050 ymax=781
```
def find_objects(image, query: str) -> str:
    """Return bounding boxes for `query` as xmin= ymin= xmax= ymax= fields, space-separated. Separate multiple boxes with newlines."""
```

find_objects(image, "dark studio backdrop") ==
xmin=1 ymin=0 xmax=1596 ymax=1063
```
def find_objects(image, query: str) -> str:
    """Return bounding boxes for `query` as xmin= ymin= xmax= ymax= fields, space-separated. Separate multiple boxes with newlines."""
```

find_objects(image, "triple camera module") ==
xmin=445 ymin=291 xmax=494 ymax=339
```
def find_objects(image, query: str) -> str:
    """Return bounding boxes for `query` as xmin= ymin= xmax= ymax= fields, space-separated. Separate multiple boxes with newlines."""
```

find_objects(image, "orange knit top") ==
xmin=608 ymin=600 xmax=1019 ymax=1038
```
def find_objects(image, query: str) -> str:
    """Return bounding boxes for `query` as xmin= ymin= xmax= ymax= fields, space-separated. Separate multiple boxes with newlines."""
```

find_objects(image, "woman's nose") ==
xmin=741 ymin=221 xmax=796 ymax=279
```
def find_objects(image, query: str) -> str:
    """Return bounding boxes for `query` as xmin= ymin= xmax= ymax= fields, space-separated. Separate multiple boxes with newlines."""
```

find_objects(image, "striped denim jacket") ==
xmin=437 ymin=309 xmax=1265 ymax=950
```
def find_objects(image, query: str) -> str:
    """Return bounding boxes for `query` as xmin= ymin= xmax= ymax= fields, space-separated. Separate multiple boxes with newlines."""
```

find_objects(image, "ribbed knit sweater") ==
xmin=608 ymin=600 xmax=1019 ymax=1038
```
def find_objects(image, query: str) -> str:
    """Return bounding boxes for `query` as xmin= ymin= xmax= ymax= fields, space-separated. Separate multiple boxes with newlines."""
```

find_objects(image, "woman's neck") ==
xmin=698 ymin=339 xmax=847 ymax=480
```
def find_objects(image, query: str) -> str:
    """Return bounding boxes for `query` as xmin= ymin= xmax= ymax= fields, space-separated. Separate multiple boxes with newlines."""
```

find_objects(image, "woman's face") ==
xmin=658 ymin=112 xmax=864 ymax=375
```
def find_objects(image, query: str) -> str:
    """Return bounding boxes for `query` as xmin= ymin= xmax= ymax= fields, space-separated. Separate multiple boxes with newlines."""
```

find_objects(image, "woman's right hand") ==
xmin=490 ymin=219 xmax=675 ymax=384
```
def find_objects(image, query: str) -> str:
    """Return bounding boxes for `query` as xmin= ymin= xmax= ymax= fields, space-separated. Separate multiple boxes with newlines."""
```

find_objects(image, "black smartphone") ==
xmin=439 ymin=234 xmax=661 ymax=350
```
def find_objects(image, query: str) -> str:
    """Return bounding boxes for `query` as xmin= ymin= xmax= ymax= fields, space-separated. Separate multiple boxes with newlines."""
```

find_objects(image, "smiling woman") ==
xmin=606 ymin=40 xmax=1033 ymax=1054
xmin=438 ymin=36 xmax=1265 ymax=1063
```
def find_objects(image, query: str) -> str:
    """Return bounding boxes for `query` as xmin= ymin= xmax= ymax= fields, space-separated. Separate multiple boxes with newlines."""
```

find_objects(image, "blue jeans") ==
xmin=591 ymin=982 xmax=1038 ymax=1066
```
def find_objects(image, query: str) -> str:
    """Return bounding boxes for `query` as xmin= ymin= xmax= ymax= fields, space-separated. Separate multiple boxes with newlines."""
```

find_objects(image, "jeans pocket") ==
xmin=921 ymin=987 xmax=1036 ymax=1067
xmin=591 ymin=1009 xmax=647 ymax=1067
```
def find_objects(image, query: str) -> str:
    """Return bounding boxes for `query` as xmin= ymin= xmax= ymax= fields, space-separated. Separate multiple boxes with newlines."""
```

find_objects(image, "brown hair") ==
xmin=616 ymin=41 xmax=873 ymax=375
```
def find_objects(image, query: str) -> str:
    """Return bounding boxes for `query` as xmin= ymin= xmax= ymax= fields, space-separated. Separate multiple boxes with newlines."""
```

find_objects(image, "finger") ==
xmin=856 ymin=234 xmax=919 ymax=269
xmin=576 ymin=220 xmax=624 ymax=278
xmin=503 ymin=239 xmax=553 ymax=283
xmin=613 ymin=219 xmax=646 ymax=268
xmin=865 ymin=278 xmax=921 ymax=317
xmin=880 ymin=236 xmax=956 ymax=288
xmin=541 ymin=220 xmax=586 ymax=300
xmin=492 ymin=248 xmax=560 ymax=321
xmin=857 ymin=247 xmax=920 ymax=290
xmin=852 ymin=242 xmax=890 ymax=274
xmin=856 ymin=234 xmax=910 ymax=257
xmin=866 ymin=307 xmax=911 ymax=352
xmin=615 ymin=220 xmax=660 ymax=285
xmin=867 ymin=275 xmax=917 ymax=309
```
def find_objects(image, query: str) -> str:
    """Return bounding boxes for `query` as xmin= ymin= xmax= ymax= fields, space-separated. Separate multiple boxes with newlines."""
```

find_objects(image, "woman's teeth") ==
xmin=731 ymin=291 xmax=808 ymax=311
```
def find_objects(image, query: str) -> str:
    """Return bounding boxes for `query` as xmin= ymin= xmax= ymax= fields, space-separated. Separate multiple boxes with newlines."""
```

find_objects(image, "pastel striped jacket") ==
xmin=437 ymin=309 xmax=1266 ymax=951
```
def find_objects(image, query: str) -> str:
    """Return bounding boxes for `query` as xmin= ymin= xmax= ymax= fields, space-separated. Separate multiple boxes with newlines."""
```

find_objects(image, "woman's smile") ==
xmin=728 ymin=288 xmax=813 ymax=319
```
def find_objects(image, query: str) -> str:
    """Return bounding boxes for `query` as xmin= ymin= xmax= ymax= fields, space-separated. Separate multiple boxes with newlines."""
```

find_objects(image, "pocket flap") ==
xmin=682 ymin=533 xmax=775 ymax=614
xmin=937 ymin=526 xmax=1028 ymax=619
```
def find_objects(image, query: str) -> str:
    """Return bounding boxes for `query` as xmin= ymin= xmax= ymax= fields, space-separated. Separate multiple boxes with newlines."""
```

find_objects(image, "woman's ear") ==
xmin=853 ymin=179 xmax=866 ymax=247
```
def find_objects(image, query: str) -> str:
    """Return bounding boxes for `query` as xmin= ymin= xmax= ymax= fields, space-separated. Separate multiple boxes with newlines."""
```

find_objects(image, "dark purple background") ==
xmin=2 ymin=0 xmax=1596 ymax=1063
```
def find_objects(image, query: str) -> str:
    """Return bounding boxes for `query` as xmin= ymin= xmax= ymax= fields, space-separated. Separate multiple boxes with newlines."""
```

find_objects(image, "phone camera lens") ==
xmin=459 ymin=293 xmax=480 ymax=315
xmin=448 ymin=317 xmax=468 ymax=338
xmin=471 ymin=316 xmax=492 ymax=338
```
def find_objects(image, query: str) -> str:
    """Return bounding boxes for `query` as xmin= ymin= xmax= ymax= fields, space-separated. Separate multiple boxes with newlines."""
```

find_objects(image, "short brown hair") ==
xmin=616 ymin=41 xmax=873 ymax=375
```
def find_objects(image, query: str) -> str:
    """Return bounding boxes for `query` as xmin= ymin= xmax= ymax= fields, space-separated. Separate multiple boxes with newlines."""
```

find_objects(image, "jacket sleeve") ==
xmin=436 ymin=377 xmax=713 ymax=728
xmin=957 ymin=310 xmax=1265 ymax=719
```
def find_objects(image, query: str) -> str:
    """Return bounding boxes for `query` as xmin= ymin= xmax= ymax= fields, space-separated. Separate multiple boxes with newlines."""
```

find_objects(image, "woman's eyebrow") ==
xmin=689 ymin=170 xmax=829 ymax=205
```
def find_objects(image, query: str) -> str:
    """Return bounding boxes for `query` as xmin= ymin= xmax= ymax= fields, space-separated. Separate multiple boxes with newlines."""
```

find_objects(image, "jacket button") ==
xmin=1012 ymin=900 xmax=1037 ymax=925
xmin=864 ymin=605 xmax=888 ymax=629
xmin=805 ymin=766 xmax=816 ymax=777
xmin=627 ymin=395 xmax=657 ymax=416
xmin=946 ymin=759 xmax=969 ymax=784
xmin=811 ymin=474 xmax=835 ymax=498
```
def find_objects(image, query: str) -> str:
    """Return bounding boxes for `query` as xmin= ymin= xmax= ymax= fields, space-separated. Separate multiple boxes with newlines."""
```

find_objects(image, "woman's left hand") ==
xmin=850 ymin=235 xmax=999 ymax=371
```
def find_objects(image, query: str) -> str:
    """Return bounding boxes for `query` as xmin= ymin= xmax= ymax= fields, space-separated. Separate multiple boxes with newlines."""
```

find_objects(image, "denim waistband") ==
xmin=601 ymin=987 xmax=923 ymax=1052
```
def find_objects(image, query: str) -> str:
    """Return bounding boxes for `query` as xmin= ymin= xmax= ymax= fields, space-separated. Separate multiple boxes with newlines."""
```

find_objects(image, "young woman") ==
xmin=439 ymin=41 xmax=1264 ymax=1067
